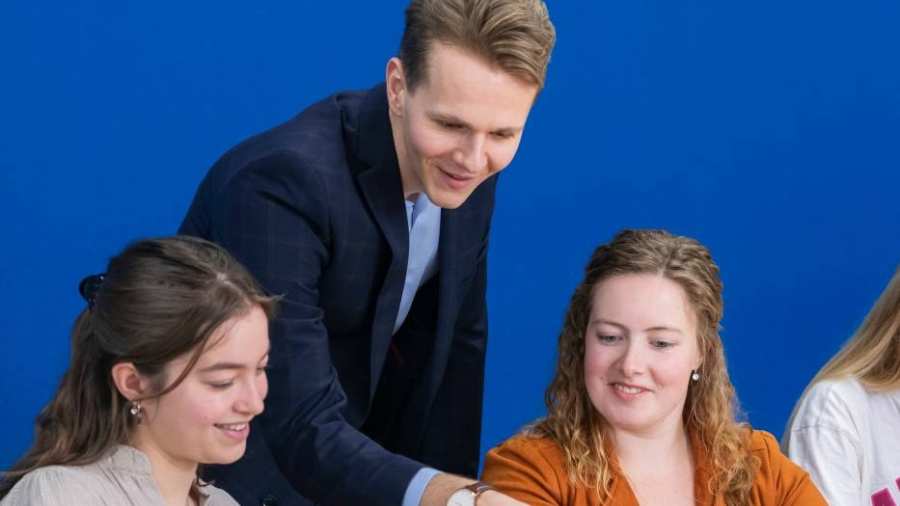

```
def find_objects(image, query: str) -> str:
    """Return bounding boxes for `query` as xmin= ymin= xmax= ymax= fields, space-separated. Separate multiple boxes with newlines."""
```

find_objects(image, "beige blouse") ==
xmin=1 ymin=445 xmax=237 ymax=506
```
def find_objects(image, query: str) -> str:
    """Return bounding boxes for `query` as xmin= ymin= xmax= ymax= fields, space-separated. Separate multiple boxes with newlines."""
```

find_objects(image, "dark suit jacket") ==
xmin=180 ymin=84 xmax=496 ymax=506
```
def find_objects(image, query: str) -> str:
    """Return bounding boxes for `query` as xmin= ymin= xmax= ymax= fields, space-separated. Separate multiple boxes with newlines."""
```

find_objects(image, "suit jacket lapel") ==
xmin=351 ymin=84 xmax=410 ymax=397
xmin=424 ymin=208 xmax=462 ymax=400
xmin=393 ymin=206 xmax=462 ymax=455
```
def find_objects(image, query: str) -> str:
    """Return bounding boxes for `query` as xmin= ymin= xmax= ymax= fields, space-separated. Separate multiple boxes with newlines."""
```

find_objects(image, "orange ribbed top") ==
xmin=482 ymin=430 xmax=826 ymax=505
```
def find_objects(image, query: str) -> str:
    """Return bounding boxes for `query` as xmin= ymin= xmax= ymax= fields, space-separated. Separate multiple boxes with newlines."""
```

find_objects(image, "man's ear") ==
xmin=111 ymin=362 xmax=150 ymax=401
xmin=385 ymin=57 xmax=407 ymax=117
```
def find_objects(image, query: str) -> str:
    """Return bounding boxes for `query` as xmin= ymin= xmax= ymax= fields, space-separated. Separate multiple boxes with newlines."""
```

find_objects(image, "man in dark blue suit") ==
xmin=180 ymin=1 xmax=555 ymax=504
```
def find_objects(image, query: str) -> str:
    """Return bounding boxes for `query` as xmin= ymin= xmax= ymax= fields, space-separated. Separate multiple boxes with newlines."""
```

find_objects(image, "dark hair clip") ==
xmin=79 ymin=273 xmax=106 ymax=308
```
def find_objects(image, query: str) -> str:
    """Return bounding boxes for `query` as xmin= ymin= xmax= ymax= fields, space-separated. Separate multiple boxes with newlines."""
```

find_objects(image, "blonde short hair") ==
xmin=399 ymin=0 xmax=556 ymax=90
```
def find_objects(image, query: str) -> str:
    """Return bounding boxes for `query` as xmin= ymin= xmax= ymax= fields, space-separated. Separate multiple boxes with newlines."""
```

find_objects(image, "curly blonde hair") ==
xmin=532 ymin=229 xmax=758 ymax=505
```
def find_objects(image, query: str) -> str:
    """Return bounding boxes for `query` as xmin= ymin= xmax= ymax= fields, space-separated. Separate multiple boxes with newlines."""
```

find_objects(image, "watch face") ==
xmin=446 ymin=489 xmax=475 ymax=506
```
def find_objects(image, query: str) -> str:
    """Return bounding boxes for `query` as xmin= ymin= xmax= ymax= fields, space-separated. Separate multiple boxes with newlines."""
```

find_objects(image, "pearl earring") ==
xmin=691 ymin=370 xmax=700 ymax=382
xmin=129 ymin=401 xmax=143 ymax=421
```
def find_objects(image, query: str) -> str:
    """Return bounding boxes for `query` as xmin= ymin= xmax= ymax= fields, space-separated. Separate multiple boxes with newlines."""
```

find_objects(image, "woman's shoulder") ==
xmin=492 ymin=432 xmax=562 ymax=451
xmin=789 ymin=376 xmax=868 ymax=431
xmin=487 ymin=433 xmax=568 ymax=467
xmin=746 ymin=429 xmax=828 ymax=505
xmin=483 ymin=432 xmax=571 ymax=481
xmin=747 ymin=429 xmax=783 ymax=457
xmin=2 ymin=465 xmax=104 ymax=505
xmin=1 ymin=447 xmax=165 ymax=506
xmin=483 ymin=433 xmax=573 ymax=505
xmin=749 ymin=428 xmax=816 ymax=468
xmin=797 ymin=377 xmax=867 ymax=412
xmin=201 ymin=484 xmax=240 ymax=506
xmin=804 ymin=376 xmax=866 ymax=402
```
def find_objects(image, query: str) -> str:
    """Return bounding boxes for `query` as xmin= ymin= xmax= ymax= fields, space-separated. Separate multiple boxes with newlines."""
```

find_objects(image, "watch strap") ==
xmin=464 ymin=481 xmax=495 ymax=498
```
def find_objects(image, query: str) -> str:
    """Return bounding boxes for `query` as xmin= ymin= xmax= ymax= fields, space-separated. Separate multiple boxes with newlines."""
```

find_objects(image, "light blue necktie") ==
xmin=393 ymin=192 xmax=441 ymax=334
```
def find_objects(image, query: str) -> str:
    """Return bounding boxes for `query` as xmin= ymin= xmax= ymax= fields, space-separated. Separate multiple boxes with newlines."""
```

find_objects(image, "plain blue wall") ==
xmin=2 ymin=1 xmax=898 ymax=469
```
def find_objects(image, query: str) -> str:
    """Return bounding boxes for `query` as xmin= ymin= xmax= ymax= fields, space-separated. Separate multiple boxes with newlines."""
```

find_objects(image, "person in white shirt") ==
xmin=783 ymin=264 xmax=900 ymax=506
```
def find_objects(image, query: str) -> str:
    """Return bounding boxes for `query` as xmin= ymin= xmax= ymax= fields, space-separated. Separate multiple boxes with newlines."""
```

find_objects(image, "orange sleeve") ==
xmin=481 ymin=436 xmax=566 ymax=506
xmin=751 ymin=431 xmax=828 ymax=505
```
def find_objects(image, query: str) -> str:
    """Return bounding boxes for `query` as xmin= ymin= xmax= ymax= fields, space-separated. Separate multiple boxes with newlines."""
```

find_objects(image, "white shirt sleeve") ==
xmin=785 ymin=380 xmax=867 ymax=506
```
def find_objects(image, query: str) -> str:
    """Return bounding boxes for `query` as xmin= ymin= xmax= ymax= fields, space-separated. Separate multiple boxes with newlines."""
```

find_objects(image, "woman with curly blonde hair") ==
xmin=482 ymin=229 xmax=825 ymax=505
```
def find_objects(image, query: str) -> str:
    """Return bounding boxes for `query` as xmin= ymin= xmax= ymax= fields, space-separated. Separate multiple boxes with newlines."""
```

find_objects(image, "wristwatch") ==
xmin=446 ymin=481 xmax=495 ymax=506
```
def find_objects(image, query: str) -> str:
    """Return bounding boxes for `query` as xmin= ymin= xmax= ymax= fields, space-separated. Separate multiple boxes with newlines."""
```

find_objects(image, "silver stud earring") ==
xmin=129 ymin=400 xmax=143 ymax=421
xmin=691 ymin=370 xmax=700 ymax=382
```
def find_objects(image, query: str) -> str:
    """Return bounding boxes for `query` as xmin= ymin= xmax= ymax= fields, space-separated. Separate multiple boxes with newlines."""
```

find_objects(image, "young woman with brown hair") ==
xmin=0 ymin=236 xmax=277 ymax=506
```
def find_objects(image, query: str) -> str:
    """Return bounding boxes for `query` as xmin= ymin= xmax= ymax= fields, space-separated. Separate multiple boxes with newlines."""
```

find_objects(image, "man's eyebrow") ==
xmin=427 ymin=111 xmax=470 ymax=127
xmin=427 ymin=112 xmax=521 ymax=135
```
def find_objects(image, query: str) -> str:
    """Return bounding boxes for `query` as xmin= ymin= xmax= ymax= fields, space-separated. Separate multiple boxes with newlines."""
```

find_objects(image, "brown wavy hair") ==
xmin=0 ymin=236 xmax=278 ymax=500
xmin=532 ymin=229 xmax=758 ymax=505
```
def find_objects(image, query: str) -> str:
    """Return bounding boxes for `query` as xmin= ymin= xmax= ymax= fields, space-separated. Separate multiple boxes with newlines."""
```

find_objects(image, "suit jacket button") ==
xmin=260 ymin=494 xmax=278 ymax=506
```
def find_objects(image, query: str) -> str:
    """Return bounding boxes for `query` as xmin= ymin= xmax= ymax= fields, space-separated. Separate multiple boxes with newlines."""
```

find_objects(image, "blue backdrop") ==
xmin=2 ymin=1 xmax=899 ymax=470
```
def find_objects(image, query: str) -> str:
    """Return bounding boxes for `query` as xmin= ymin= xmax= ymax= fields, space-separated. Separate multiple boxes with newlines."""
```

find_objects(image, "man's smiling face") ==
xmin=387 ymin=41 xmax=538 ymax=207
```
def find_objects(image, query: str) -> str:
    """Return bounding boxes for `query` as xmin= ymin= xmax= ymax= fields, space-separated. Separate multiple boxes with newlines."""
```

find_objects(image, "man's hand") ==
xmin=420 ymin=473 xmax=527 ymax=506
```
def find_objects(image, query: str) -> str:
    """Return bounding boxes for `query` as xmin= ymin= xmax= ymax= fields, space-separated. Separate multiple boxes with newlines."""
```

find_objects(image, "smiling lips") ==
xmin=215 ymin=422 xmax=250 ymax=441
xmin=437 ymin=165 xmax=476 ymax=191
xmin=611 ymin=382 xmax=650 ymax=400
